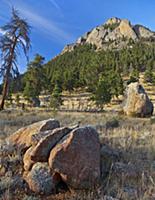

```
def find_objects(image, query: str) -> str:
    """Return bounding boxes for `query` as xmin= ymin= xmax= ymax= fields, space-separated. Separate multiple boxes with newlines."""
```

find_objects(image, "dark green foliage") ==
xmin=109 ymin=68 xmax=124 ymax=98
xmin=44 ymin=42 xmax=155 ymax=94
xmin=91 ymin=74 xmax=112 ymax=110
xmin=50 ymin=84 xmax=63 ymax=110
xmin=10 ymin=74 xmax=25 ymax=93
xmin=144 ymin=60 xmax=155 ymax=83
xmin=128 ymin=68 xmax=139 ymax=84
xmin=145 ymin=71 xmax=155 ymax=83
xmin=23 ymin=54 xmax=45 ymax=100
xmin=15 ymin=93 xmax=20 ymax=106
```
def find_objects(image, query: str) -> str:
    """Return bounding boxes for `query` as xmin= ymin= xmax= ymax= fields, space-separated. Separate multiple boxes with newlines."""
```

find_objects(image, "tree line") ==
xmin=9 ymin=41 xmax=155 ymax=110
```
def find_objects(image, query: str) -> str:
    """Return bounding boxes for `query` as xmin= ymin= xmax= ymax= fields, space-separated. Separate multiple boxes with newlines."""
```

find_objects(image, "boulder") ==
xmin=24 ymin=162 xmax=55 ymax=195
xmin=23 ymin=147 xmax=35 ymax=171
xmin=7 ymin=119 xmax=60 ymax=150
xmin=30 ymin=127 xmax=72 ymax=162
xmin=123 ymin=82 xmax=153 ymax=117
xmin=48 ymin=126 xmax=100 ymax=189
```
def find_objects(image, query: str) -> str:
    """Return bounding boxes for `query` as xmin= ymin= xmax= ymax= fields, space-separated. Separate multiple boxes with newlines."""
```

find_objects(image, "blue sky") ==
xmin=1 ymin=0 xmax=155 ymax=73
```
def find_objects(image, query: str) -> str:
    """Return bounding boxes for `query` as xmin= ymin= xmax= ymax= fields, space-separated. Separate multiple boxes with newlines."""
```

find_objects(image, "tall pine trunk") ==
xmin=0 ymin=75 xmax=9 ymax=110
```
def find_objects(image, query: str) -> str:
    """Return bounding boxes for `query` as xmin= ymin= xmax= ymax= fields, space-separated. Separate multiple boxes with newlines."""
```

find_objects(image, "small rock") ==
xmin=123 ymin=186 xmax=138 ymax=199
xmin=0 ymin=165 xmax=6 ymax=176
xmin=105 ymin=119 xmax=119 ymax=129
xmin=104 ymin=196 xmax=119 ymax=200
xmin=24 ymin=162 xmax=55 ymax=195
xmin=22 ymin=196 xmax=41 ymax=200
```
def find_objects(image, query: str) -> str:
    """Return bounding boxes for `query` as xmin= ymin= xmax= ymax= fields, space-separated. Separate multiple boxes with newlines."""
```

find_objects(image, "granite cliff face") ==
xmin=62 ymin=17 xmax=155 ymax=53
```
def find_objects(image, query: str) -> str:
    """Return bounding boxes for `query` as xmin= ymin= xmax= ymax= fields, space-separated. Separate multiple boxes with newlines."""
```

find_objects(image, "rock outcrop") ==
xmin=7 ymin=119 xmax=101 ymax=194
xmin=133 ymin=25 xmax=154 ymax=39
xmin=118 ymin=19 xmax=138 ymax=40
xmin=61 ymin=17 xmax=155 ymax=53
xmin=105 ymin=17 xmax=121 ymax=25
xmin=123 ymin=82 xmax=154 ymax=117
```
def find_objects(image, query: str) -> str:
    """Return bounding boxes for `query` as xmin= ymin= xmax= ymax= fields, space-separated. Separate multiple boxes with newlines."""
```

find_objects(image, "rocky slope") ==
xmin=62 ymin=17 xmax=155 ymax=53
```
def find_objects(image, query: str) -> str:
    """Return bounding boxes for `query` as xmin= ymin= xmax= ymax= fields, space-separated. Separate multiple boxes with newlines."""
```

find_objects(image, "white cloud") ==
xmin=20 ymin=9 xmax=74 ymax=42
xmin=2 ymin=0 xmax=74 ymax=43
xmin=49 ymin=0 xmax=61 ymax=11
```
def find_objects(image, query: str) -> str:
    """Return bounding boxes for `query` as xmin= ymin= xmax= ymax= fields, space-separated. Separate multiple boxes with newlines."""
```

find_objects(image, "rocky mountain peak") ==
xmin=118 ymin=19 xmax=138 ymax=40
xmin=105 ymin=17 xmax=121 ymax=25
xmin=61 ymin=17 xmax=155 ymax=54
xmin=133 ymin=24 xmax=154 ymax=38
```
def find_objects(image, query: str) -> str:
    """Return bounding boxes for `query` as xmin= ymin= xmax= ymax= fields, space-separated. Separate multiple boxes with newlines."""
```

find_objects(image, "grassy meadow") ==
xmin=1 ymin=109 xmax=155 ymax=199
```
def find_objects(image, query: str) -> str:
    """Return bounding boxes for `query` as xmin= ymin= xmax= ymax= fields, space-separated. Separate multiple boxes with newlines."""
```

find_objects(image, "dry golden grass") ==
xmin=0 ymin=109 xmax=155 ymax=200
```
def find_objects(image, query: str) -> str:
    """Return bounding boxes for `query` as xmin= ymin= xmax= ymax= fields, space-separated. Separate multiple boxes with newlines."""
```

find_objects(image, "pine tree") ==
xmin=92 ymin=74 xmax=112 ymax=110
xmin=15 ymin=93 xmax=20 ymax=107
xmin=50 ymin=84 xmax=63 ymax=111
xmin=128 ymin=68 xmax=139 ymax=84
xmin=23 ymin=54 xmax=44 ymax=100
xmin=110 ymin=69 xmax=124 ymax=98
xmin=144 ymin=60 xmax=154 ymax=83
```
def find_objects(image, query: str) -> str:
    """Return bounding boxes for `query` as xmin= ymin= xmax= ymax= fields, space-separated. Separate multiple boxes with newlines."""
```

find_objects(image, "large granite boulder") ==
xmin=8 ymin=119 xmax=60 ymax=151
xmin=48 ymin=126 xmax=100 ymax=189
xmin=123 ymin=82 xmax=153 ymax=117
